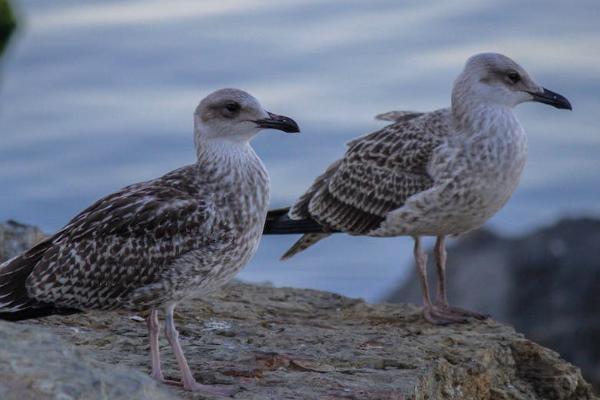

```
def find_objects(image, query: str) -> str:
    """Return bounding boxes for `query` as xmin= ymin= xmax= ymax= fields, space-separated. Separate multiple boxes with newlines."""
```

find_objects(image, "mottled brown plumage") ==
xmin=0 ymin=88 xmax=299 ymax=395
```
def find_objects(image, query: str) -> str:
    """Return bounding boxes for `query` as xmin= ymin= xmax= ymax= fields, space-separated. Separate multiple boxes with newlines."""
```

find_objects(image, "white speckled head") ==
xmin=194 ymin=88 xmax=299 ymax=145
xmin=452 ymin=53 xmax=571 ymax=111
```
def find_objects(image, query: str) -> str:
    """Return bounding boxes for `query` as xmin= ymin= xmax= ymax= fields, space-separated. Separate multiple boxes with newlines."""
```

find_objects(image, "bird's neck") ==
xmin=451 ymin=97 xmax=519 ymax=137
xmin=194 ymin=136 xmax=270 ymax=232
xmin=195 ymin=137 xmax=260 ymax=173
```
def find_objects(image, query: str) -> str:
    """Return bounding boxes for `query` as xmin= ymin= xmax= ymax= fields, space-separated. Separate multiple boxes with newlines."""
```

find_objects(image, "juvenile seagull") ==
xmin=264 ymin=53 xmax=571 ymax=325
xmin=0 ymin=88 xmax=299 ymax=395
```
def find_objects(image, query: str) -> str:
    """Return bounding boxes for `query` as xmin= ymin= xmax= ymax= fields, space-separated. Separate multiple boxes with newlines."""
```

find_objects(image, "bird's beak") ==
xmin=254 ymin=112 xmax=300 ymax=133
xmin=527 ymin=88 xmax=572 ymax=110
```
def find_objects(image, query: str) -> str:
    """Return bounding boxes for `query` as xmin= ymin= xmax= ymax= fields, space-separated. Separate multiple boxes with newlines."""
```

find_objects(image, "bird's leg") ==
xmin=146 ymin=309 xmax=182 ymax=386
xmin=414 ymin=236 xmax=468 ymax=325
xmin=434 ymin=235 xmax=449 ymax=306
xmin=432 ymin=235 xmax=488 ymax=321
xmin=163 ymin=304 xmax=238 ymax=396
xmin=413 ymin=236 xmax=433 ymax=308
xmin=147 ymin=309 xmax=165 ymax=381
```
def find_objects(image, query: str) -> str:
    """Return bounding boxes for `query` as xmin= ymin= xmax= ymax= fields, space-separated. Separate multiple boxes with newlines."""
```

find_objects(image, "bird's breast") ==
xmin=179 ymin=157 xmax=269 ymax=296
xmin=216 ymin=154 xmax=269 ymax=247
xmin=375 ymin=114 xmax=529 ymax=237
xmin=435 ymin=128 xmax=527 ymax=229
xmin=385 ymin=128 xmax=527 ymax=236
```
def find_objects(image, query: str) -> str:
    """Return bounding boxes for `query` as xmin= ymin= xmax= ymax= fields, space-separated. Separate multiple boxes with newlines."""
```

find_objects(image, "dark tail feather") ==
xmin=263 ymin=207 xmax=336 ymax=259
xmin=281 ymin=233 xmax=331 ymax=260
xmin=0 ymin=240 xmax=79 ymax=321
xmin=0 ymin=307 xmax=79 ymax=321
xmin=263 ymin=207 xmax=331 ymax=235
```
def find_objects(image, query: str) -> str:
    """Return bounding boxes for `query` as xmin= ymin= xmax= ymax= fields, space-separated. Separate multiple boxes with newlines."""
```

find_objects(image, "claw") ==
xmin=423 ymin=305 xmax=469 ymax=325
xmin=423 ymin=304 xmax=488 ymax=325
xmin=184 ymin=382 xmax=240 ymax=397
xmin=159 ymin=378 xmax=184 ymax=387
xmin=438 ymin=304 xmax=489 ymax=320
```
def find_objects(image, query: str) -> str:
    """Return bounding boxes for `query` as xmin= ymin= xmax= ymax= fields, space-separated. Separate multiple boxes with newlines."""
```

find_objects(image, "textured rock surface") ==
xmin=1 ymin=220 xmax=598 ymax=399
xmin=385 ymin=217 xmax=600 ymax=389
xmin=0 ymin=320 xmax=174 ymax=400
xmin=5 ymin=282 xmax=596 ymax=400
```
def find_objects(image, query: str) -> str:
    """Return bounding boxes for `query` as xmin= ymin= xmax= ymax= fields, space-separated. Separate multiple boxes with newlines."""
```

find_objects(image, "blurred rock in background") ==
xmin=384 ymin=217 xmax=600 ymax=389
xmin=0 ymin=0 xmax=16 ymax=58
xmin=0 ymin=220 xmax=46 ymax=261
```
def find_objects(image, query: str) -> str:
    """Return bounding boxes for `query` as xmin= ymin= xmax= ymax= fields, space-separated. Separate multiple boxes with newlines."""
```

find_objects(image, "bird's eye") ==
xmin=507 ymin=71 xmax=521 ymax=84
xmin=224 ymin=102 xmax=240 ymax=113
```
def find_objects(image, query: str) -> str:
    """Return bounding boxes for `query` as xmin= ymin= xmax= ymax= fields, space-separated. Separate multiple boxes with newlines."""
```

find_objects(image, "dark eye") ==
xmin=224 ymin=102 xmax=240 ymax=113
xmin=507 ymin=71 xmax=521 ymax=84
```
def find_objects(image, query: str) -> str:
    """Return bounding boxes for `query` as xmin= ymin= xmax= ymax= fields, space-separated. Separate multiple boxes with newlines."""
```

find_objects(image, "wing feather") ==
xmin=297 ymin=110 xmax=448 ymax=234
xmin=23 ymin=166 xmax=223 ymax=311
xmin=374 ymin=110 xmax=424 ymax=123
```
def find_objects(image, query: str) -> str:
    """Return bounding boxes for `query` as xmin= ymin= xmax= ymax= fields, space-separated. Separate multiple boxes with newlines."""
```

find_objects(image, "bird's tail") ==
xmin=263 ymin=207 xmax=334 ymax=260
xmin=263 ymin=207 xmax=327 ymax=235
xmin=0 ymin=240 xmax=78 ymax=321
xmin=281 ymin=233 xmax=331 ymax=260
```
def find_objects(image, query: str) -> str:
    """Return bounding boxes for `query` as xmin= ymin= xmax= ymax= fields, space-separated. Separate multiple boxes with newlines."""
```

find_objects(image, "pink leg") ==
xmin=164 ymin=303 xmax=238 ymax=395
xmin=434 ymin=235 xmax=448 ymax=306
xmin=413 ymin=236 xmax=468 ymax=325
xmin=147 ymin=309 xmax=165 ymax=381
xmin=146 ymin=309 xmax=184 ymax=387
xmin=433 ymin=235 xmax=488 ymax=321
xmin=413 ymin=236 xmax=433 ymax=308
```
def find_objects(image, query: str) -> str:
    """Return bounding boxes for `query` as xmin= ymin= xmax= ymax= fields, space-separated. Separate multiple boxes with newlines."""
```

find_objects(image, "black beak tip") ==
xmin=550 ymin=92 xmax=572 ymax=110
xmin=284 ymin=118 xmax=300 ymax=133
xmin=256 ymin=113 xmax=300 ymax=133
xmin=561 ymin=99 xmax=573 ymax=111
xmin=531 ymin=88 xmax=573 ymax=111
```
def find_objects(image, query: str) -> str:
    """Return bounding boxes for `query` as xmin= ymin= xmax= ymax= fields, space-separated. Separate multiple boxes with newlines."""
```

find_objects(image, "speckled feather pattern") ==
xmin=1 ymin=140 xmax=270 ymax=312
xmin=291 ymin=109 xmax=447 ymax=234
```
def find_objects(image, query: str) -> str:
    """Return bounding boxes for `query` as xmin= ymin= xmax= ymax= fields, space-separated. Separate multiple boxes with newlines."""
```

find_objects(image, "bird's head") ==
xmin=194 ymin=88 xmax=299 ymax=144
xmin=453 ymin=53 xmax=571 ymax=111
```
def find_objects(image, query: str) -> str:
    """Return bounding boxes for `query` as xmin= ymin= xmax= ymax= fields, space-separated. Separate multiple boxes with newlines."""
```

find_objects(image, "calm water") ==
xmin=1 ymin=0 xmax=599 ymax=301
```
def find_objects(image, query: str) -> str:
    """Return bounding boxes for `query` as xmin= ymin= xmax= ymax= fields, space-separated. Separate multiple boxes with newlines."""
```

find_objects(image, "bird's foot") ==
xmin=158 ymin=378 xmax=184 ymax=387
xmin=156 ymin=376 xmax=238 ymax=396
xmin=423 ymin=304 xmax=488 ymax=325
xmin=183 ymin=381 xmax=240 ymax=397
xmin=439 ymin=304 xmax=489 ymax=320
xmin=423 ymin=304 xmax=469 ymax=325
xmin=149 ymin=372 xmax=184 ymax=387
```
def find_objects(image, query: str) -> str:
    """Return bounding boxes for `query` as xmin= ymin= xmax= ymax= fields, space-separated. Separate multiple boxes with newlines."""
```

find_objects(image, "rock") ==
xmin=4 ymin=283 xmax=595 ymax=400
xmin=384 ymin=217 xmax=600 ymax=391
xmin=1 ymin=220 xmax=597 ymax=399
xmin=0 ymin=320 xmax=175 ymax=400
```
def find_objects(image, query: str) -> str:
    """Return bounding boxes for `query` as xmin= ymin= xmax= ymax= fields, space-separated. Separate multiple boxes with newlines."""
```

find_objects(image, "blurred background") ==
xmin=0 ymin=0 xmax=599 ymax=386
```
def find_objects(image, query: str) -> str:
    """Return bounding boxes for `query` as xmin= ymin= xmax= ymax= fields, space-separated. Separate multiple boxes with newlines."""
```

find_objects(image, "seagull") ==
xmin=0 ymin=88 xmax=299 ymax=395
xmin=263 ymin=53 xmax=571 ymax=325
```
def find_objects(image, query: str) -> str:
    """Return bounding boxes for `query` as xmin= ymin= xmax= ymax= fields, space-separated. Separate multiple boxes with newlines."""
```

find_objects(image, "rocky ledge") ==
xmin=0 ymin=221 xmax=597 ymax=400
xmin=0 ymin=282 xmax=595 ymax=400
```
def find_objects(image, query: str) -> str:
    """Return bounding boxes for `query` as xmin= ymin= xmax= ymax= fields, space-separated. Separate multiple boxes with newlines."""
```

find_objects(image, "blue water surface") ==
xmin=1 ymin=0 xmax=599 ymax=301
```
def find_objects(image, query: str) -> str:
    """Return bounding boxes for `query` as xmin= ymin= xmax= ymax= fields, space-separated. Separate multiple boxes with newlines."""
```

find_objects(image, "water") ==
xmin=1 ymin=0 xmax=599 ymax=302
